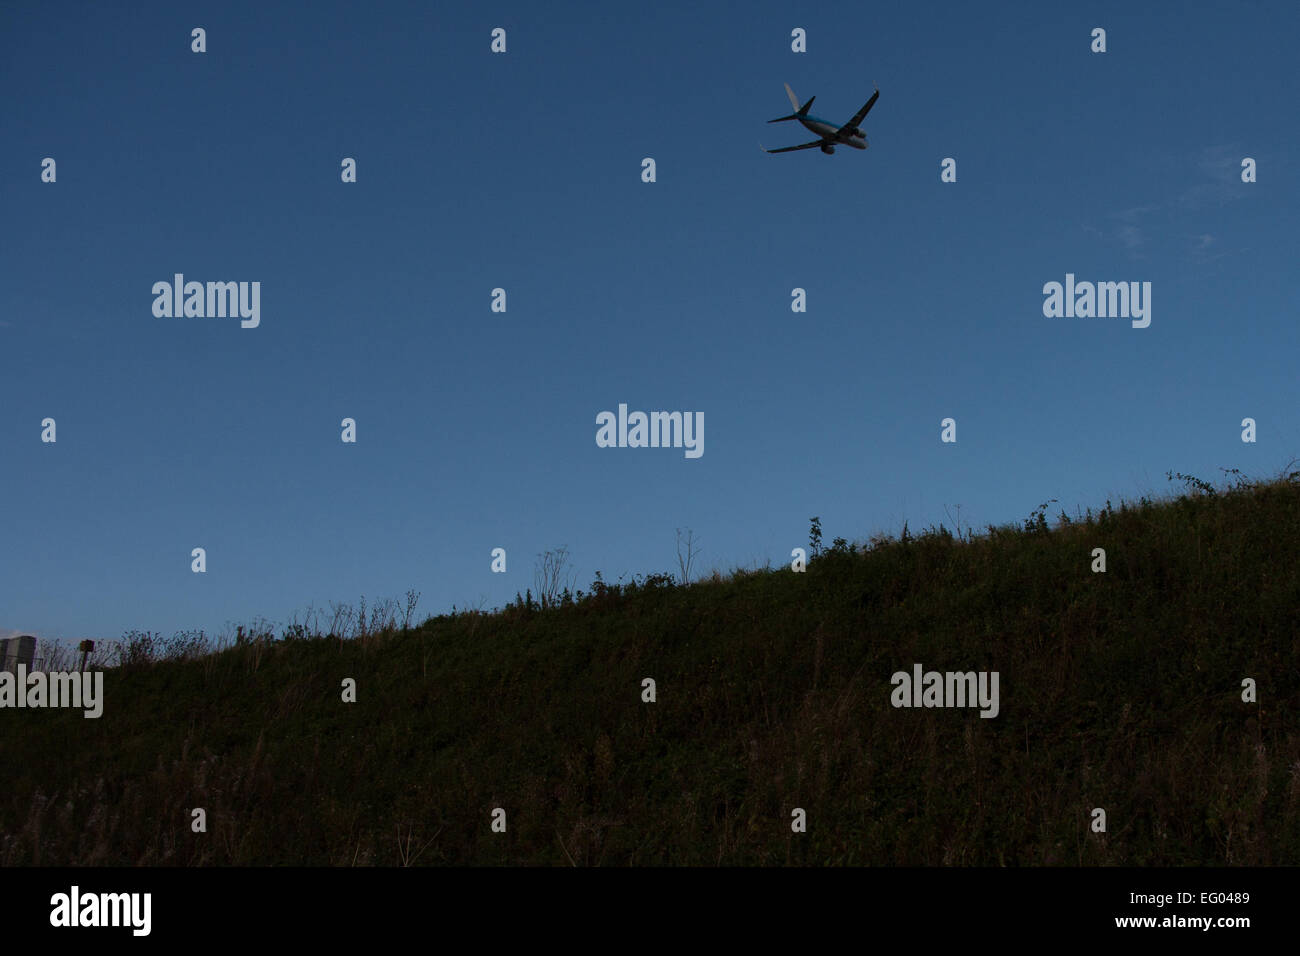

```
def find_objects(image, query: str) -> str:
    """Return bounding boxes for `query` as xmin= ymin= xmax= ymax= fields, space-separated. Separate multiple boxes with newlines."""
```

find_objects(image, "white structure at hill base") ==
xmin=0 ymin=635 xmax=36 ymax=674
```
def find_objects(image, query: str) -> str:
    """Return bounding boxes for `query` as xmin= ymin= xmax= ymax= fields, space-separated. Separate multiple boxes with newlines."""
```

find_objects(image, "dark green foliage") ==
xmin=2 ymin=475 xmax=1298 ymax=865
xmin=809 ymin=516 xmax=823 ymax=559
xmin=1024 ymin=499 xmax=1058 ymax=534
xmin=1168 ymin=470 xmax=1216 ymax=496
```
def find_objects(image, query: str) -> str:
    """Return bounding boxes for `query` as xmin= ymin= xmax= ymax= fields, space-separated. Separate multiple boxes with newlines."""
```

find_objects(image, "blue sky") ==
xmin=3 ymin=0 xmax=1297 ymax=643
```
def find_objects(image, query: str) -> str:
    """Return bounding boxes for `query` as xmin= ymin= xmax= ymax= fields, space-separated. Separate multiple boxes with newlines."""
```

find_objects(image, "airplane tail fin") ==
xmin=770 ymin=83 xmax=814 ymax=122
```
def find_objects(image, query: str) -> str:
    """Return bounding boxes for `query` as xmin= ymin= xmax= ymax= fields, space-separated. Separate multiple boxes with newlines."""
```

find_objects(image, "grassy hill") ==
xmin=4 ymin=472 xmax=1298 ymax=866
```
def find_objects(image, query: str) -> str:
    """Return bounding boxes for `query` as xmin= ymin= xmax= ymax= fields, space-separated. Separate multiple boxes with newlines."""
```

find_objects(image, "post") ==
xmin=79 ymin=639 xmax=95 ymax=673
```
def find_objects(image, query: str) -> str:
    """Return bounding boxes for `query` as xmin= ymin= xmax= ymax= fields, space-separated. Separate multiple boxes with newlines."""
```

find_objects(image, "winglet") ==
xmin=784 ymin=82 xmax=800 ymax=111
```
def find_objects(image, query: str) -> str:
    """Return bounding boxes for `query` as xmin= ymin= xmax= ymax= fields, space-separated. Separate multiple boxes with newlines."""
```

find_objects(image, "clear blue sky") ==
xmin=3 ymin=0 xmax=1297 ymax=643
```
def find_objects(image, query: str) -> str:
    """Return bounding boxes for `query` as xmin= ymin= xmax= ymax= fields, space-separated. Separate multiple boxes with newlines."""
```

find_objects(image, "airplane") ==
xmin=762 ymin=82 xmax=879 ymax=155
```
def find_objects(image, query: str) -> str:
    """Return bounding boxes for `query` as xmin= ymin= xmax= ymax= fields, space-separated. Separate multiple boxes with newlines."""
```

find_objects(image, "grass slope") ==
xmin=3 ymin=477 xmax=1298 ymax=865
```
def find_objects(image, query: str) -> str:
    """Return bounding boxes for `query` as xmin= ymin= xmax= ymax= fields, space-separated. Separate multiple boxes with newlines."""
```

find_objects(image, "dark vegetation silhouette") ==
xmin=2 ymin=465 xmax=1297 ymax=865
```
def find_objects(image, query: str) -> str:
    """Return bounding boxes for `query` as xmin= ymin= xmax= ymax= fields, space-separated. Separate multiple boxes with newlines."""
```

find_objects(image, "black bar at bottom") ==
xmin=1 ymin=866 xmax=1282 ymax=943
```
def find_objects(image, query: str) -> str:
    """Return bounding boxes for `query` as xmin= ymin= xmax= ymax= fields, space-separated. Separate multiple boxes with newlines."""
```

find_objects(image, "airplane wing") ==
xmin=842 ymin=88 xmax=880 ymax=131
xmin=764 ymin=139 xmax=826 ymax=154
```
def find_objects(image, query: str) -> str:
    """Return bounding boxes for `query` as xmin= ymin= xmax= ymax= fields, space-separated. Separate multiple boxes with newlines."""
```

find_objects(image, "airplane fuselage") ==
xmin=800 ymin=115 xmax=868 ymax=149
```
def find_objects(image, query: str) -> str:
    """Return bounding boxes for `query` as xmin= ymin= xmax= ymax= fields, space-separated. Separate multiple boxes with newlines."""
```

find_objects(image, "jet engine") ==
xmin=821 ymin=144 xmax=835 ymax=155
